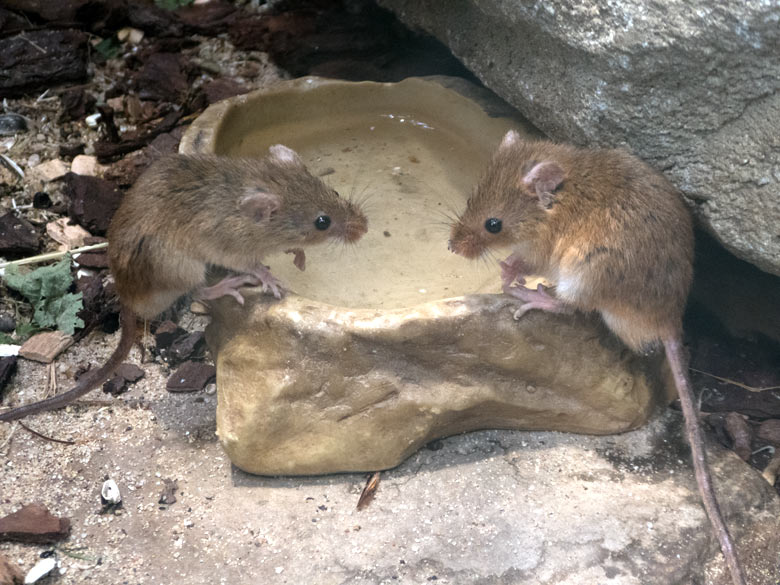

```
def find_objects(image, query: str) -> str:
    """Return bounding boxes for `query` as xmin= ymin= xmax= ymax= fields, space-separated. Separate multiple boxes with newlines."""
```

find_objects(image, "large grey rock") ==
xmin=377 ymin=0 xmax=780 ymax=276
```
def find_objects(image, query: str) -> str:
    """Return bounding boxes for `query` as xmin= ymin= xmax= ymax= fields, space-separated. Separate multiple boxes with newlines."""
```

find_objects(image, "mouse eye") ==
xmin=484 ymin=218 xmax=502 ymax=234
xmin=314 ymin=215 xmax=331 ymax=230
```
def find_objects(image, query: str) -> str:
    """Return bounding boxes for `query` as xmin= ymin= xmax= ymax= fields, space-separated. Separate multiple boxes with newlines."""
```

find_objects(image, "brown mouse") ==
xmin=0 ymin=145 xmax=368 ymax=422
xmin=449 ymin=130 xmax=746 ymax=585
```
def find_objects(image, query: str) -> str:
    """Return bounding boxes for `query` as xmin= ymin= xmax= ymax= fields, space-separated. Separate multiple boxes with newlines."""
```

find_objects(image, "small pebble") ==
xmin=0 ymin=313 xmax=15 ymax=333
xmin=0 ymin=114 xmax=28 ymax=136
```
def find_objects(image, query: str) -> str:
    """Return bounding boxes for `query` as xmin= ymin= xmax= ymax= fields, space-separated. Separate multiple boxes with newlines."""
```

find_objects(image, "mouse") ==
xmin=0 ymin=144 xmax=368 ymax=422
xmin=448 ymin=130 xmax=746 ymax=585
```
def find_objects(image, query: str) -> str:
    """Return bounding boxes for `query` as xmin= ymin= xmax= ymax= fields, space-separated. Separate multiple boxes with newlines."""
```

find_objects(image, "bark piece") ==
xmin=0 ymin=30 xmax=87 ymax=97
xmin=167 ymin=361 xmax=216 ymax=393
xmin=0 ymin=213 xmax=39 ymax=256
xmin=62 ymin=173 xmax=123 ymax=235
xmin=59 ymin=88 xmax=96 ymax=123
xmin=0 ymin=357 xmax=17 ymax=402
xmin=136 ymin=53 xmax=189 ymax=103
xmin=202 ymin=78 xmax=249 ymax=105
xmin=0 ymin=504 xmax=71 ymax=544
xmin=103 ymin=363 xmax=144 ymax=396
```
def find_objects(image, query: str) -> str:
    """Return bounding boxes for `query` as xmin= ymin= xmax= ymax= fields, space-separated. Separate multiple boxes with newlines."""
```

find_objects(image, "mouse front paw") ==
xmin=251 ymin=265 xmax=285 ymax=299
xmin=196 ymin=273 xmax=260 ymax=305
xmin=499 ymin=252 xmax=528 ymax=288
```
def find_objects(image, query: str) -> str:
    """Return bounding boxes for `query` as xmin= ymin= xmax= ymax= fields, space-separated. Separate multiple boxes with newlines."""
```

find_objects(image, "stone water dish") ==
xmin=179 ymin=76 xmax=674 ymax=475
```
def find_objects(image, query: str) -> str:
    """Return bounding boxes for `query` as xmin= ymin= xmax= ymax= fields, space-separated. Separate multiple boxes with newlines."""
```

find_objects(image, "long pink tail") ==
xmin=663 ymin=337 xmax=747 ymax=585
xmin=0 ymin=307 xmax=136 ymax=422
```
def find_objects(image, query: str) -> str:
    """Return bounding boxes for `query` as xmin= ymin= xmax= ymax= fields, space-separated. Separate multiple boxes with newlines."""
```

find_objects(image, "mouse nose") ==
xmin=343 ymin=215 xmax=368 ymax=243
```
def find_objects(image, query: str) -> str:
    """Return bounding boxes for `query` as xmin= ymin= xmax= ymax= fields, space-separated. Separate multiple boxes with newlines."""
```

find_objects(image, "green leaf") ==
xmin=51 ymin=293 xmax=85 ymax=336
xmin=14 ymin=321 xmax=40 ymax=341
xmin=4 ymin=256 xmax=74 ymax=304
xmin=94 ymin=36 xmax=122 ymax=59
xmin=2 ymin=256 xmax=84 ymax=336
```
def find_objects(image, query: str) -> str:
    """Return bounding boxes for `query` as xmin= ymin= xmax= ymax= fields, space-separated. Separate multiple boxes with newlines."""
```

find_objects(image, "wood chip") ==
xmin=0 ymin=503 xmax=71 ymax=544
xmin=29 ymin=159 xmax=68 ymax=182
xmin=19 ymin=331 xmax=73 ymax=364
xmin=70 ymin=154 xmax=104 ymax=177
xmin=46 ymin=217 xmax=91 ymax=249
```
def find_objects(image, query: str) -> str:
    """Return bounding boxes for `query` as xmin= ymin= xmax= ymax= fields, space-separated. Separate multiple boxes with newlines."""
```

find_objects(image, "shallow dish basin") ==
xmin=180 ymin=76 xmax=672 ymax=475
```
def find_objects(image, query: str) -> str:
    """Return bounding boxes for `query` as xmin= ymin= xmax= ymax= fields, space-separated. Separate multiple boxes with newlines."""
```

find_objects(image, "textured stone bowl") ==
xmin=180 ymin=76 xmax=674 ymax=475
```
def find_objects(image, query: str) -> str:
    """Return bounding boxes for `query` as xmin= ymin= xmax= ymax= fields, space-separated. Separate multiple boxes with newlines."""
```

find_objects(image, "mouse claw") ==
xmin=196 ymin=274 xmax=256 ymax=305
xmin=252 ymin=265 xmax=286 ymax=299
xmin=505 ymin=283 xmax=570 ymax=318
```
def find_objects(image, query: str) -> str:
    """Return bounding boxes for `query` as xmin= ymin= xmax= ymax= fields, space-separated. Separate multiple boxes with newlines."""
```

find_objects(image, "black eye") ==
xmin=484 ymin=218 xmax=502 ymax=234
xmin=314 ymin=215 xmax=331 ymax=230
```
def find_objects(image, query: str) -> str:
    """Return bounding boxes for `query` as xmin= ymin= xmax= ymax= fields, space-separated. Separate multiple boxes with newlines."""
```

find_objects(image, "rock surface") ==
xmin=377 ymin=0 xmax=780 ymax=276
xmin=206 ymin=291 xmax=674 ymax=475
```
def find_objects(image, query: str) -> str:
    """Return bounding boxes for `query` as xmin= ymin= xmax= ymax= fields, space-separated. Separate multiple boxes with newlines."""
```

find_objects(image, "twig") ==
xmin=0 ymin=243 xmax=108 ymax=270
xmin=689 ymin=367 xmax=780 ymax=393
xmin=0 ymin=422 xmax=19 ymax=452
xmin=18 ymin=421 xmax=76 ymax=445
xmin=19 ymin=32 xmax=47 ymax=53
xmin=0 ymin=153 xmax=25 ymax=180
xmin=47 ymin=362 xmax=58 ymax=398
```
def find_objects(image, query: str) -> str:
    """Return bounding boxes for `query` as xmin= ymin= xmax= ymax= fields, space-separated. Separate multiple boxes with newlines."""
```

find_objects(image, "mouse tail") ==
xmin=0 ymin=306 xmax=137 ymax=422
xmin=663 ymin=337 xmax=747 ymax=585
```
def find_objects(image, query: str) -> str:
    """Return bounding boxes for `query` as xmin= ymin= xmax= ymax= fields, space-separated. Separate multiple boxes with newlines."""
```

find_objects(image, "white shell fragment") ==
xmin=101 ymin=479 xmax=122 ymax=505
xmin=85 ymin=113 xmax=101 ymax=128
xmin=24 ymin=556 xmax=57 ymax=584
xmin=0 ymin=344 xmax=20 ymax=357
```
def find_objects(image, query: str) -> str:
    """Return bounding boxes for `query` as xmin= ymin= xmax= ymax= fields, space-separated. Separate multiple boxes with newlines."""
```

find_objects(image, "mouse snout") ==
xmin=342 ymin=212 xmax=368 ymax=243
xmin=448 ymin=225 xmax=482 ymax=259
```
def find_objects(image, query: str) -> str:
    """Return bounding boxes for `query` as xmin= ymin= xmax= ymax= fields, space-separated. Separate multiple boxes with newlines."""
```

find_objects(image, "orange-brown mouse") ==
xmin=0 ymin=145 xmax=368 ymax=422
xmin=449 ymin=130 xmax=746 ymax=585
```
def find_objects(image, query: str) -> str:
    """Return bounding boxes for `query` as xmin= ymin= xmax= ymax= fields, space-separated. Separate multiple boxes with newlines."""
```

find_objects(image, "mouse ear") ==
xmin=499 ymin=130 xmax=521 ymax=151
xmin=522 ymin=161 xmax=565 ymax=209
xmin=268 ymin=144 xmax=303 ymax=166
xmin=239 ymin=188 xmax=281 ymax=222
